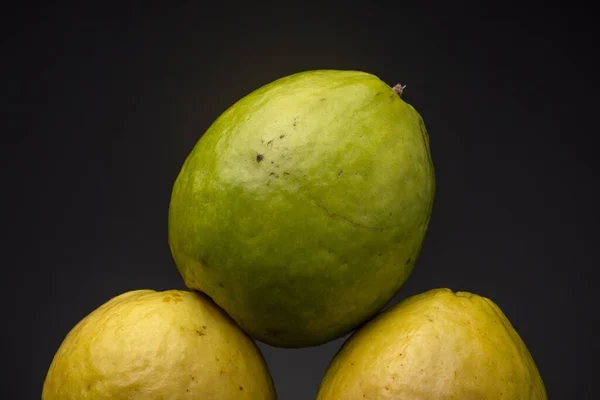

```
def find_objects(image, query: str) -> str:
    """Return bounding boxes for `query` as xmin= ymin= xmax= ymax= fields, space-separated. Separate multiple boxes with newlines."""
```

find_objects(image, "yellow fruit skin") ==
xmin=42 ymin=290 xmax=277 ymax=399
xmin=317 ymin=288 xmax=547 ymax=400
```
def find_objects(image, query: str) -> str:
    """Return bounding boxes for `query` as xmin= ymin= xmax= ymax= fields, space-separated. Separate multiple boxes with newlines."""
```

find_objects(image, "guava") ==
xmin=42 ymin=290 xmax=277 ymax=399
xmin=168 ymin=69 xmax=435 ymax=347
xmin=316 ymin=288 xmax=547 ymax=399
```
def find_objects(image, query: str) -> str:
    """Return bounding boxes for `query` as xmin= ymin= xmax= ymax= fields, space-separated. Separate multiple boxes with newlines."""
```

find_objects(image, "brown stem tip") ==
xmin=392 ymin=83 xmax=406 ymax=97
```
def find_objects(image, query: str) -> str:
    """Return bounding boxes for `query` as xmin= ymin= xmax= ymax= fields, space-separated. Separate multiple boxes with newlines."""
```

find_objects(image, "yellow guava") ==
xmin=42 ymin=289 xmax=277 ymax=399
xmin=317 ymin=288 xmax=547 ymax=399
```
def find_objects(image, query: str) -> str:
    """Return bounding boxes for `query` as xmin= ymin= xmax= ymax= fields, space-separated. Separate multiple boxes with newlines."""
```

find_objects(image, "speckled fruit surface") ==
xmin=168 ymin=70 xmax=435 ymax=347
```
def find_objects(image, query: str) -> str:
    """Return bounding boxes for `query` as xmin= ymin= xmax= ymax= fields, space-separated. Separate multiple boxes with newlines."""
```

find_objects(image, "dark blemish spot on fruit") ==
xmin=320 ymin=97 xmax=326 ymax=101
xmin=283 ymin=172 xmax=290 ymax=175
xmin=196 ymin=329 xmax=205 ymax=336
xmin=239 ymin=386 xmax=244 ymax=390
xmin=202 ymin=325 xmax=206 ymax=329
xmin=266 ymin=328 xmax=282 ymax=337
xmin=87 ymin=384 xmax=91 ymax=390
xmin=337 ymin=169 xmax=344 ymax=177
xmin=375 ymin=92 xmax=383 ymax=96
xmin=190 ymin=375 xmax=196 ymax=381
xmin=270 ymin=172 xmax=275 ymax=176
xmin=405 ymin=257 xmax=411 ymax=265
xmin=218 ymin=282 xmax=224 ymax=288
xmin=256 ymin=154 xmax=264 ymax=162
xmin=350 ymin=362 xmax=354 ymax=366
xmin=280 ymin=134 xmax=285 ymax=138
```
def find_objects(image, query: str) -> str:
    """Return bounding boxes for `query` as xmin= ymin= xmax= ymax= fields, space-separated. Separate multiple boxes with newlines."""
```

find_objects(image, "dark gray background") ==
xmin=5 ymin=4 xmax=597 ymax=399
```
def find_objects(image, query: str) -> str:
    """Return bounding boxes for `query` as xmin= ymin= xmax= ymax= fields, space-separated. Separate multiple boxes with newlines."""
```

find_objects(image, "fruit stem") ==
xmin=392 ymin=83 xmax=406 ymax=97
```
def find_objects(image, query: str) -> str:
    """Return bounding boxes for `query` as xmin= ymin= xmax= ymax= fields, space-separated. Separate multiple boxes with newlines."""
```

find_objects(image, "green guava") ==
xmin=168 ymin=69 xmax=435 ymax=348
xmin=316 ymin=288 xmax=547 ymax=399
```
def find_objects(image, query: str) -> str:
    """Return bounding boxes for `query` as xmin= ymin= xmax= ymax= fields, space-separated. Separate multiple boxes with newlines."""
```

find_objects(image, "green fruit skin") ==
xmin=316 ymin=288 xmax=547 ymax=399
xmin=168 ymin=70 xmax=435 ymax=348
